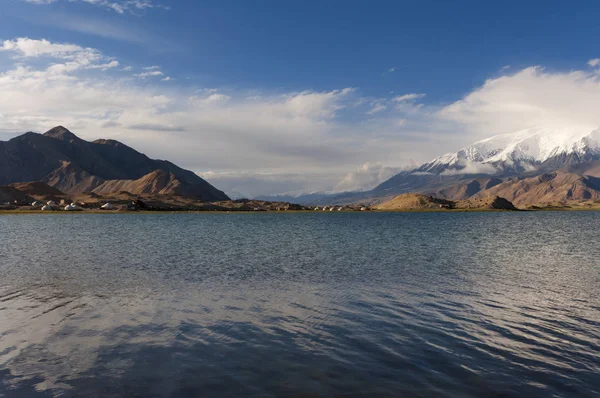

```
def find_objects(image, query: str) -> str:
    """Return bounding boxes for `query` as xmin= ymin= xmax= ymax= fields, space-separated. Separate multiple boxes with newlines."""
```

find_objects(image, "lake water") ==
xmin=0 ymin=212 xmax=599 ymax=397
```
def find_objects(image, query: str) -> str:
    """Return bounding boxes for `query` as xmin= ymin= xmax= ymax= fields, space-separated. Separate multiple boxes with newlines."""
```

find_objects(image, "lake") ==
xmin=0 ymin=212 xmax=599 ymax=397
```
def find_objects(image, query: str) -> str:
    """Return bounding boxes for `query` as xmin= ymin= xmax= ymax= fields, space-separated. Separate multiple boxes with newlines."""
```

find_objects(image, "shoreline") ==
xmin=1 ymin=206 xmax=600 ymax=215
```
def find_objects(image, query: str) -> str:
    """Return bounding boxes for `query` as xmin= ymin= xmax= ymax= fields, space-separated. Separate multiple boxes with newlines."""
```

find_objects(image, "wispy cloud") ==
xmin=366 ymin=101 xmax=387 ymax=115
xmin=135 ymin=70 xmax=164 ymax=78
xmin=128 ymin=123 xmax=186 ymax=132
xmin=335 ymin=162 xmax=403 ymax=192
xmin=0 ymin=37 xmax=119 ymax=73
xmin=392 ymin=93 xmax=426 ymax=102
xmin=22 ymin=0 xmax=167 ymax=14
xmin=588 ymin=58 xmax=600 ymax=67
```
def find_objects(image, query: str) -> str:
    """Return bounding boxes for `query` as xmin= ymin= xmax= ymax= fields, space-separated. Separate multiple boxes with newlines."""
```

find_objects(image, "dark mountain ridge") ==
xmin=0 ymin=126 xmax=228 ymax=201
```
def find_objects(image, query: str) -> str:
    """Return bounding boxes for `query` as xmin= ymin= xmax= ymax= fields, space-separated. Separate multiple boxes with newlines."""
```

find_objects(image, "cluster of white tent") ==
xmin=314 ymin=206 xmax=344 ymax=212
xmin=32 ymin=200 xmax=115 ymax=211
xmin=313 ymin=206 xmax=368 ymax=212
xmin=33 ymin=200 xmax=82 ymax=211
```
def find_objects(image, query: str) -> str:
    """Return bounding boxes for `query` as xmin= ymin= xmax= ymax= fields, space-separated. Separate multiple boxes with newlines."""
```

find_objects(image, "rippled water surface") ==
xmin=0 ymin=212 xmax=599 ymax=397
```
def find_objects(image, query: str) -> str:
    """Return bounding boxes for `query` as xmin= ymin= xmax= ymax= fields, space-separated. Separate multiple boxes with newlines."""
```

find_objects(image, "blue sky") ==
xmin=5 ymin=1 xmax=598 ymax=99
xmin=1 ymin=0 xmax=600 ymax=196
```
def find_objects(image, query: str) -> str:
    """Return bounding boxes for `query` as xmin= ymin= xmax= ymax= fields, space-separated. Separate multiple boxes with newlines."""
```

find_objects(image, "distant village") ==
xmin=1 ymin=197 xmax=371 ymax=213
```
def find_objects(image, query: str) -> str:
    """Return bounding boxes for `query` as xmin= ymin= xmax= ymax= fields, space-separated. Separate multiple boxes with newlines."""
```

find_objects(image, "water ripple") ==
xmin=0 ymin=212 xmax=599 ymax=397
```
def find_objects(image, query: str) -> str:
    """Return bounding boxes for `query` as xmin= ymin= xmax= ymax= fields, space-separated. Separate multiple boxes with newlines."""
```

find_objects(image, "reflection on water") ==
xmin=0 ymin=212 xmax=599 ymax=397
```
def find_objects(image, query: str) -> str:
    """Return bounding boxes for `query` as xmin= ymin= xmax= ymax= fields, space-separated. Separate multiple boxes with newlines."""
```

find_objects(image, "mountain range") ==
xmin=0 ymin=126 xmax=229 ymax=202
xmin=308 ymin=125 xmax=600 ymax=206
xmin=3 ymin=125 xmax=600 ymax=209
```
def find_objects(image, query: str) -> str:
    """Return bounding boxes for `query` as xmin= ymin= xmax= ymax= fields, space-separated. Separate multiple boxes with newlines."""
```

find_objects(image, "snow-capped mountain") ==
xmin=418 ymin=126 xmax=600 ymax=175
xmin=303 ymin=125 xmax=600 ymax=206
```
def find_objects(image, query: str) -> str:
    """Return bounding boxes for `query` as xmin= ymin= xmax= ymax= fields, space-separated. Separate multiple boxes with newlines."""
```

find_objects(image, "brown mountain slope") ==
xmin=433 ymin=177 xmax=503 ymax=200
xmin=375 ymin=193 xmax=517 ymax=211
xmin=0 ymin=126 xmax=228 ymax=201
xmin=375 ymin=193 xmax=454 ymax=210
xmin=455 ymin=196 xmax=517 ymax=210
xmin=92 ymin=170 xmax=191 ymax=196
xmin=473 ymin=172 xmax=600 ymax=205
xmin=44 ymin=161 xmax=106 ymax=195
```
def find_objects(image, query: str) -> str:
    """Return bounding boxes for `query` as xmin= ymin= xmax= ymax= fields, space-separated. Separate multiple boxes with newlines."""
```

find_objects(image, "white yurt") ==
xmin=41 ymin=205 xmax=52 ymax=211
xmin=101 ymin=203 xmax=114 ymax=210
xmin=46 ymin=200 xmax=57 ymax=207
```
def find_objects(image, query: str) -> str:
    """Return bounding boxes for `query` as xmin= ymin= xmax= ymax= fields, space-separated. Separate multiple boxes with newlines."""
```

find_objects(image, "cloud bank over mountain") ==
xmin=2 ymin=36 xmax=600 ymax=197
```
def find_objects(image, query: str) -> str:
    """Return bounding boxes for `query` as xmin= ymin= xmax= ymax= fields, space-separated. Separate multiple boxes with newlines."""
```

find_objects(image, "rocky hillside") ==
xmin=0 ymin=126 xmax=229 ymax=201
xmin=454 ymin=196 xmax=517 ymax=210
xmin=375 ymin=193 xmax=454 ymax=210
xmin=470 ymin=172 xmax=600 ymax=205
xmin=375 ymin=193 xmax=517 ymax=211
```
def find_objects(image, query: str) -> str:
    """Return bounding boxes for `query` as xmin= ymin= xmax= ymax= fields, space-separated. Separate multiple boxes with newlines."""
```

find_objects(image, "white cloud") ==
xmin=135 ymin=66 xmax=167 ymax=78
xmin=388 ymin=67 xmax=396 ymax=73
xmin=392 ymin=93 xmax=425 ymax=102
xmin=588 ymin=58 xmax=600 ymax=67
xmin=439 ymin=66 xmax=600 ymax=138
xmin=366 ymin=101 xmax=386 ymax=115
xmin=203 ymin=162 xmax=404 ymax=199
xmin=0 ymin=38 xmax=118 ymax=75
xmin=135 ymin=70 xmax=164 ymax=78
xmin=88 ymin=60 xmax=120 ymax=70
xmin=335 ymin=162 xmax=403 ymax=192
xmin=205 ymin=93 xmax=230 ymax=102
xmin=440 ymin=160 xmax=498 ymax=176
xmin=22 ymin=0 xmax=165 ymax=14
xmin=1 ymin=37 xmax=93 ymax=59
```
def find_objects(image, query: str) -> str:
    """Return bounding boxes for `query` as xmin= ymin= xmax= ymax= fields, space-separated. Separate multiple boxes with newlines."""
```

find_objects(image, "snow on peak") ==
xmin=427 ymin=125 xmax=600 ymax=171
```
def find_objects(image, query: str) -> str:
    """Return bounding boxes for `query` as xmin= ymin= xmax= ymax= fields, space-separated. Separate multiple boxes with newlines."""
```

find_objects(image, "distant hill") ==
xmin=9 ymin=181 xmax=65 ymax=197
xmin=0 ymin=186 xmax=34 ymax=204
xmin=470 ymin=172 xmax=600 ymax=205
xmin=8 ymin=181 xmax=68 ymax=202
xmin=375 ymin=193 xmax=454 ymax=210
xmin=0 ymin=126 xmax=229 ymax=201
xmin=375 ymin=193 xmax=517 ymax=211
